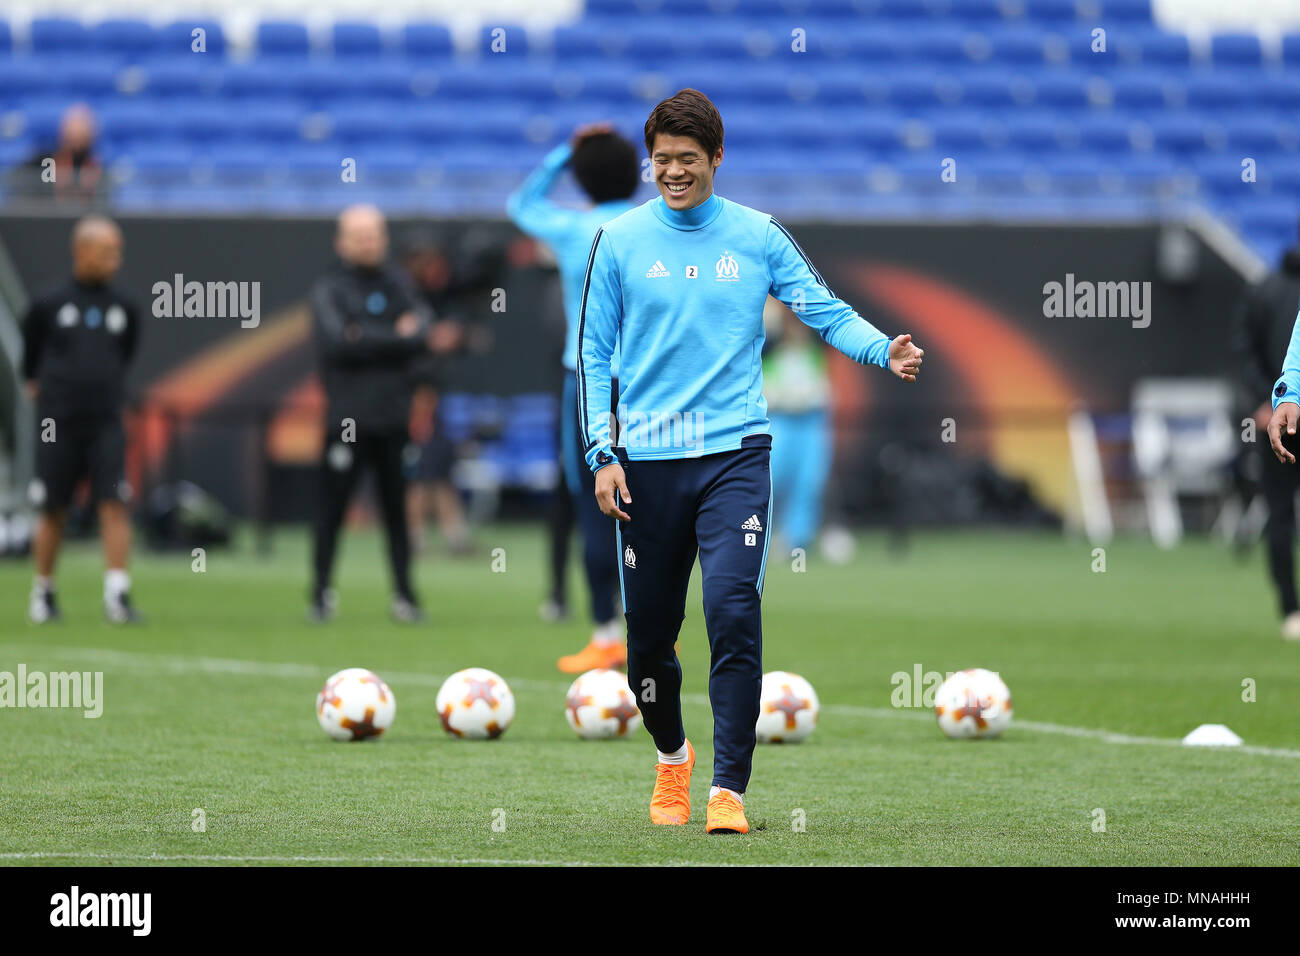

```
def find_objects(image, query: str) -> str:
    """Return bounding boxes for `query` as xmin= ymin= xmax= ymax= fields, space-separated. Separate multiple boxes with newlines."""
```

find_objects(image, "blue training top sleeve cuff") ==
xmin=1273 ymin=380 xmax=1300 ymax=409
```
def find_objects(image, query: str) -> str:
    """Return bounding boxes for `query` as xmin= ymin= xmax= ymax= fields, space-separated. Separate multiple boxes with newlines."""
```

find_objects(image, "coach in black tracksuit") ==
xmin=22 ymin=215 xmax=141 ymax=624
xmin=310 ymin=204 xmax=432 ymax=622
xmin=1233 ymin=240 xmax=1300 ymax=638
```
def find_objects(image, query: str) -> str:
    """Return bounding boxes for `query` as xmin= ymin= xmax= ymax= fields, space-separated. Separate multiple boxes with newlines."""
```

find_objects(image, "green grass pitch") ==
xmin=1 ymin=525 xmax=1297 ymax=866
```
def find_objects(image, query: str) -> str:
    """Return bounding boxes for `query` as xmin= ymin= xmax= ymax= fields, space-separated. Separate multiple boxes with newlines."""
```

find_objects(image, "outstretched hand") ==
xmin=889 ymin=334 xmax=924 ymax=382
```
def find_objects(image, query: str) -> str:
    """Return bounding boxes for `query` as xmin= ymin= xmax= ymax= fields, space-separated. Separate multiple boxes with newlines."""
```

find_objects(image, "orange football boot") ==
xmin=557 ymin=639 xmax=626 ymax=674
xmin=705 ymin=789 xmax=749 ymax=834
xmin=649 ymin=739 xmax=695 ymax=825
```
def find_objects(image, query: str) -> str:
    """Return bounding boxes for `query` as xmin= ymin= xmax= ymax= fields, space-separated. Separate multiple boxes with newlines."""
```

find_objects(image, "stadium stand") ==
xmin=0 ymin=0 xmax=1297 ymax=260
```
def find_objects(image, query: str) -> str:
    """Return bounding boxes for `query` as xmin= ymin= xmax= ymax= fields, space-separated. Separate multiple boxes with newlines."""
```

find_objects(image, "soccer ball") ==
xmin=934 ymin=668 xmax=1013 ymax=739
xmin=564 ymin=668 xmax=642 ymax=739
xmin=436 ymin=667 xmax=515 ymax=739
xmin=315 ymin=667 xmax=395 ymax=741
xmin=755 ymin=671 xmax=819 ymax=743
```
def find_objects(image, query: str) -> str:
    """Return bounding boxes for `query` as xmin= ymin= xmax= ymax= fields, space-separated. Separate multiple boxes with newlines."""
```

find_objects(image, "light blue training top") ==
xmin=506 ymin=142 xmax=637 ymax=373
xmin=1273 ymin=308 xmax=1300 ymax=408
xmin=578 ymin=191 xmax=894 ymax=473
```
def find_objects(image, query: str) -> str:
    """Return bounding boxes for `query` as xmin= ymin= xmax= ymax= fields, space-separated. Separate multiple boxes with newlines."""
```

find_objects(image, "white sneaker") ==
xmin=29 ymin=584 xmax=60 ymax=624
xmin=1282 ymin=612 xmax=1300 ymax=641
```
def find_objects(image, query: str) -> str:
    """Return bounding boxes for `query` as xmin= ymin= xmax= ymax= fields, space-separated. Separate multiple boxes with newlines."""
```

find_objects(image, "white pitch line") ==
xmin=0 ymin=851 xmax=813 ymax=868
xmin=4 ymin=643 xmax=1299 ymax=760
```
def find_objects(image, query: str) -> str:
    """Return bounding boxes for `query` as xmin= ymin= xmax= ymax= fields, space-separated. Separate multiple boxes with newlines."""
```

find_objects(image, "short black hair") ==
xmin=572 ymin=132 xmax=640 ymax=203
xmin=644 ymin=88 xmax=724 ymax=159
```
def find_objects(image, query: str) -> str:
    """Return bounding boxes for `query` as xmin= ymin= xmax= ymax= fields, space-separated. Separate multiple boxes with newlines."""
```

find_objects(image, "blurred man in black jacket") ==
xmin=1233 ymin=242 xmax=1300 ymax=640
xmin=310 ymin=204 xmax=433 ymax=623
xmin=23 ymin=215 xmax=140 ymax=623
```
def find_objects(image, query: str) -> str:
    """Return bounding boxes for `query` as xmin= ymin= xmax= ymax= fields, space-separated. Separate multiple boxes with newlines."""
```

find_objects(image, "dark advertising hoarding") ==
xmin=0 ymin=213 xmax=1249 ymax=522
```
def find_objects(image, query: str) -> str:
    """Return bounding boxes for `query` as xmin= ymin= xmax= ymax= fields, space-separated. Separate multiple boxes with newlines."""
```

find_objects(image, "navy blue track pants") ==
xmin=562 ymin=372 xmax=620 ymax=625
xmin=615 ymin=435 xmax=772 ymax=793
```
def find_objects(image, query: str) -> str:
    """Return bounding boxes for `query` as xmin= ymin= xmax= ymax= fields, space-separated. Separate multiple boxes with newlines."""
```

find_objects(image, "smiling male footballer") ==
xmin=578 ymin=88 xmax=924 ymax=834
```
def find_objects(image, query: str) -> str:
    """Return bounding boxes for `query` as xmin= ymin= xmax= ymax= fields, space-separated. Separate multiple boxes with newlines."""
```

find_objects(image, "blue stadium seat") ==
xmin=885 ymin=70 xmax=943 ymax=109
xmin=1220 ymin=113 xmax=1290 ymax=153
xmin=1255 ymin=163 xmax=1300 ymax=198
xmin=947 ymin=0 xmax=1005 ymax=21
xmin=1147 ymin=114 xmax=1209 ymax=154
xmin=549 ymin=63 xmax=639 ymax=104
xmin=328 ymin=103 xmax=408 ymax=144
xmin=967 ymin=153 xmax=1034 ymax=193
xmin=47 ymin=57 xmax=121 ymax=99
xmin=1097 ymin=0 xmax=1152 ymax=21
xmin=986 ymin=26 xmax=1052 ymax=65
xmin=13 ymin=99 xmax=69 ymax=143
xmin=0 ymin=20 xmax=11 ymax=54
xmin=877 ymin=0 xmax=932 ymax=19
xmin=171 ymin=101 xmax=242 ymax=143
xmin=403 ymin=22 xmax=454 ymax=58
xmin=1023 ymin=0 xmax=1078 ymax=23
xmin=1043 ymin=152 xmax=1108 ymax=190
xmin=217 ymin=62 xmax=294 ymax=99
xmin=136 ymin=58 xmax=212 ymax=98
xmin=1132 ymin=29 xmax=1191 ymax=67
xmin=288 ymin=62 xmax=353 ymax=103
xmin=161 ymin=20 xmax=224 ymax=57
xmin=1210 ymin=33 xmax=1263 ymax=68
xmin=840 ymin=112 xmax=907 ymax=151
xmin=91 ymin=18 xmax=161 ymax=57
xmin=1002 ymin=112 xmax=1070 ymax=152
xmin=333 ymin=22 xmax=384 ymax=58
xmin=1184 ymin=72 xmax=1247 ymax=110
xmin=960 ymin=71 xmax=1023 ymax=108
xmin=1109 ymin=71 xmax=1171 ymax=109
xmin=0 ymin=58 xmax=48 ymax=99
xmin=1076 ymin=113 xmax=1135 ymax=153
xmin=121 ymin=142 xmax=197 ymax=184
xmin=1257 ymin=73 xmax=1300 ymax=110
xmin=344 ymin=62 xmax=417 ymax=100
xmin=841 ymin=25 xmax=910 ymax=64
xmin=435 ymin=62 xmax=562 ymax=105
xmin=239 ymin=102 xmax=306 ymax=144
xmin=98 ymin=101 xmax=170 ymax=146
xmin=209 ymin=143 xmax=279 ymax=183
xmin=695 ymin=21 xmax=761 ymax=61
xmin=1188 ymin=153 xmax=1235 ymax=195
xmin=1283 ymin=33 xmax=1300 ymax=68
xmin=478 ymin=24 xmax=529 ymax=57
xmin=553 ymin=21 xmax=622 ymax=61
xmin=30 ymin=17 xmax=89 ymax=53
xmin=1032 ymin=72 xmax=1089 ymax=109
xmin=909 ymin=26 xmax=972 ymax=63
xmin=929 ymin=115 xmax=993 ymax=151
xmin=1237 ymin=203 xmax=1300 ymax=245
xmin=257 ymin=21 xmax=311 ymax=58
xmin=1119 ymin=152 xmax=1181 ymax=194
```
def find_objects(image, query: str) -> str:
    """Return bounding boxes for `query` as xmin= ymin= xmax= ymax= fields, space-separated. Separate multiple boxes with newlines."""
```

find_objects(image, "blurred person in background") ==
xmin=23 ymin=215 xmax=140 ymax=623
xmin=507 ymin=123 xmax=640 ymax=673
xmin=310 ymin=204 xmax=434 ymax=624
xmin=763 ymin=296 xmax=832 ymax=555
xmin=1248 ymin=228 xmax=1300 ymax=641
xmin=10 ymin=104 xmax=104 ymax=204
xmin=400 ymin=231 xmax=477 ymax=558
